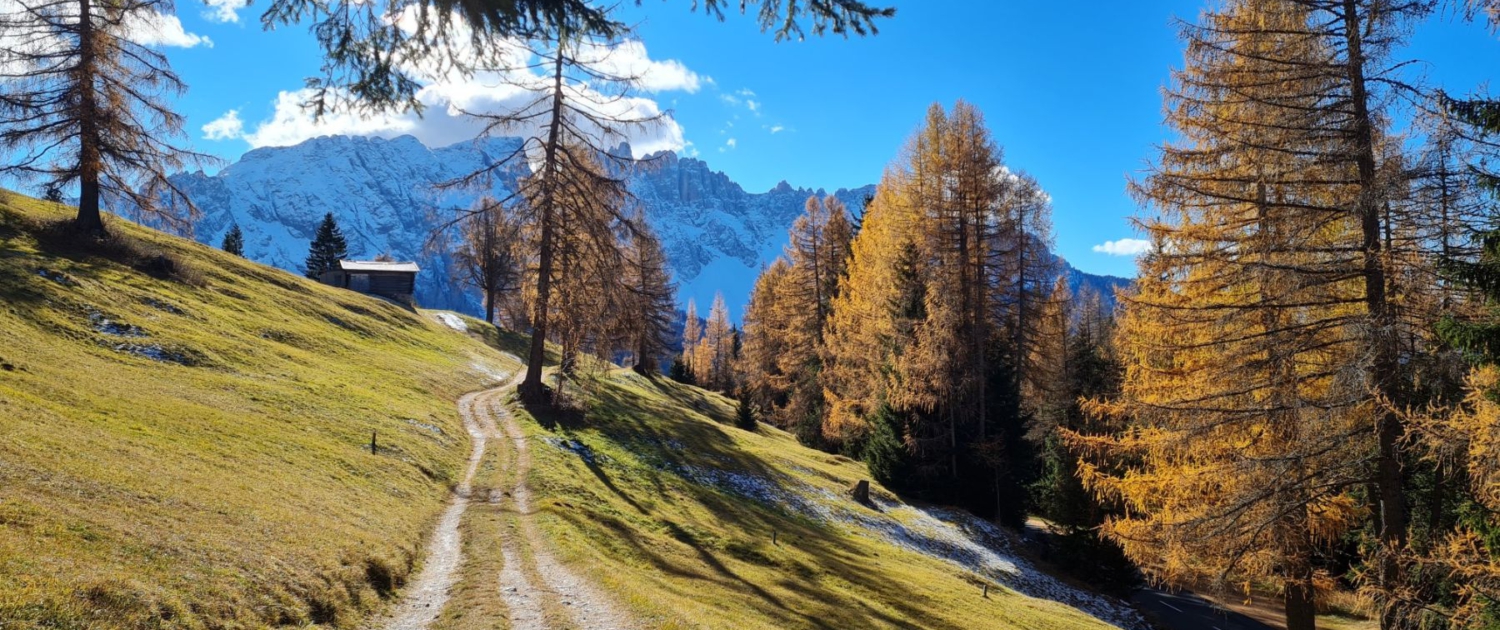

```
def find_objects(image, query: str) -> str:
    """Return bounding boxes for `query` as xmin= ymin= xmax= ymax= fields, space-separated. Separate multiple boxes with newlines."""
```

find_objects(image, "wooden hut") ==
xmin=319 ymin=260 xmax=419 ymax=301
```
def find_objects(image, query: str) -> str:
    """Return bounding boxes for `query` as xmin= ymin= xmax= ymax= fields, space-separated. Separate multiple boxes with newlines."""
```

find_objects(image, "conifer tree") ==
xmin=455 ymin=196 xmax=521 ymax=324
xmin=305 ymin=213 xmax=349 ymax=279
xmin=1073 ymin=2 xmax=1421 ymax=626
xmin=696 ymin=293 xmax=735 ymax=391
xmin=1406 ymin=223 xmax=1500 ymax=626
xmin=442 ymin=30 xmax=647 ymax=403
xmin=622 ymin=221 xmax=676 ymax=375
xmin=820 ymin=101 xmax=1049 ymax=519
xmin=1397 ymin=65 xmax=1500 ymax=628
xmin=1026 ymin=278 xmax=1072 ymax=442
xmin=786 ymin=194 xmax=854 ymax=343
xmin=824 ymin=181 xmax=914 ymax=443
xmin=735 ymin=395 xmax=758 ymax=431
xmin=526 ymin=148 xmax=629 ymax=378
xmin=999 ymin=171 xmax=1060 ymax=419
xmin=681 ymin=298 xmax=701 ymax=384
xmin=739 ymin=259 xmax=794 ymax=415
xmin=221 ymin=224 xmax=245 ymax=257
xmin=0 ymin=0 xmax=215 ymax=235
xmin=668 ymin=359 xmax=691 ymax=384
xmin=773 ymin=194 xmax=854 ymax=443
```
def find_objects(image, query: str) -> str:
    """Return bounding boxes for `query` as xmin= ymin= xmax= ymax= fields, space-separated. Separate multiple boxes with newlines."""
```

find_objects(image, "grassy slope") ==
xmin=0 ymin=190 xmax=1153 ymax=630
xmin=509 ymin=368 xmax=1129 ymax=630
xmin=0 ymin=193 xmax=519 ymax=629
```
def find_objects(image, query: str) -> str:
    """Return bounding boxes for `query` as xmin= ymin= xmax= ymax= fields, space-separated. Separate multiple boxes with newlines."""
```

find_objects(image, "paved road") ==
xmin=1132 ymin=589 xmax=1275 ymax=630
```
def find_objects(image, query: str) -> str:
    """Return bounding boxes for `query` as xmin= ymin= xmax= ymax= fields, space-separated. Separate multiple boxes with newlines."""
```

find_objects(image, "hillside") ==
xmin=0 ymin=192 xmax=520 ymax=628
xmin=1 ymin=192 xmax=1148 ymax=629
xmin=464 ymin=369 xmax=1148 ymax=630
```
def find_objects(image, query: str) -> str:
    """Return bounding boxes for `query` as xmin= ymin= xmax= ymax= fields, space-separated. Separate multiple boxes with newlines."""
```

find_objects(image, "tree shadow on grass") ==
xmin=521 ymin=370 xmax=1005 ymax=630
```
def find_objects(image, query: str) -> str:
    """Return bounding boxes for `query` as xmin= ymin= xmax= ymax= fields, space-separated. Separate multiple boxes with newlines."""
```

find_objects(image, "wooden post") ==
xmin=371 ymin=430 xmax=377 ymax=455
xmin=983 ymin=584 xmax=989 ymax=598
xmin=772 ymin=530 xmax=778 ymax=546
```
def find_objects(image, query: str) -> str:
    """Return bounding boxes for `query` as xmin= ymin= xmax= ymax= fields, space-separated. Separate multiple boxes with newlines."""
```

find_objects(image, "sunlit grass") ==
xmin=0 ymin=192 xmax=518 ymax=628
xmin=509 ymin=368 xmax=1122 ymax=630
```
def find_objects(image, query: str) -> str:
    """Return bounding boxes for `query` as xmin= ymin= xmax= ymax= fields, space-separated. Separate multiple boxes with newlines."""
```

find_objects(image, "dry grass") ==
xmin=0 ymin=192 xmax=519 ymax=629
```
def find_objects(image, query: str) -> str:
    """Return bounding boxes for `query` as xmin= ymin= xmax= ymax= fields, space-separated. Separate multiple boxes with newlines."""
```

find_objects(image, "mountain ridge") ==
xmin=165 ymin=135 xmax=1129 ymax=318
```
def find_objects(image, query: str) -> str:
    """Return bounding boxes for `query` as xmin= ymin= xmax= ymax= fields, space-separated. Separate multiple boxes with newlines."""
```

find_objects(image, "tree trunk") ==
xmin=74 ymin=0 xmax=104 ymax=236
xmin=1340 ymin=3 xmax=1406 ymax=624
xmin=518 ymin=49 xmax=569 ymax=404
xmin=485 ymin=288 xmax=496 ymax=324
xmin=1284 ymin=572 xmax=1318 ymax=630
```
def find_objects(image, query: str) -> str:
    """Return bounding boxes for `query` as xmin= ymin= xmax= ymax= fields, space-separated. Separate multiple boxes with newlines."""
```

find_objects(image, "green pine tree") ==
xmin=221 ymin=224 xmax=244 ymax=257
xmin=862 ymin=401 xmax=912 ymax=489
xmin=735 ymin=395 xmax=758 ymax=431
xmin=1438 ymin=93 xmax=1500 ymax=356
xmin=668 ymin=359 xmax=693 ymax=385
xmin=305 ymin=213 xmax=348 ymax=279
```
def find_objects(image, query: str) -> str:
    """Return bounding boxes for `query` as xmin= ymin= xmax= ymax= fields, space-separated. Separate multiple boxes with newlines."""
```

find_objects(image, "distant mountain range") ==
xmin=166 ymin=135 xmax=1129 ymax=318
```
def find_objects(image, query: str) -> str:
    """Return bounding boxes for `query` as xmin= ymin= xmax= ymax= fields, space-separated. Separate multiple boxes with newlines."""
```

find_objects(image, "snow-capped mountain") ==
xmin=167 ymin=134 xmax=1126 ymax=319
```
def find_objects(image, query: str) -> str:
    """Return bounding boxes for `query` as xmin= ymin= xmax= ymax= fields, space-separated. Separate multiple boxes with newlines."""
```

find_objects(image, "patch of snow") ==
xmin=113 ymin=343 xmax=190 ymax=365
xmin=469 ymin=360 xmax=511 ymax=384
xmin=90 ymin=312 xmax=146 ymax=337
xmin=36 ymin=268 xmax=76 ymax=286
xmin=660 ymin=459 xmax=1148 ymax=629
xmin=404 ymin=418 xmax=447 ymax=438
xmin=434 ymin=312 xmax=468 ymax=332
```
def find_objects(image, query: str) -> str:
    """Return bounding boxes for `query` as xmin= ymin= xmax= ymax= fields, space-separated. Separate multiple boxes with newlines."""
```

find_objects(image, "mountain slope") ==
xmin=168 ymin=135 xmax=1131 ymax=319
xmin=166 ymin=135 xmax=875 ymax=317
xmin=2 ymin=190 xmax=1145 ymax=629
xmin=492 ymin=370 xmax=1148 ymax=629
xmin=0 ymin=191 xmax=519 ymax=628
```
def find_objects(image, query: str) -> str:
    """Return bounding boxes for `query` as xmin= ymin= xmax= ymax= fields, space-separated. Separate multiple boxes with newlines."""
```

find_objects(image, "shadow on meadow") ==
xmin=516 ymin=369 xmax=1027 ymax=630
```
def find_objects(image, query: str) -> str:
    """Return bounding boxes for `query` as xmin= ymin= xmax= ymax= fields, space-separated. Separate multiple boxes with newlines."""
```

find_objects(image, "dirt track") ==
xmin=375 ymin=371 xmax=634 ymax=630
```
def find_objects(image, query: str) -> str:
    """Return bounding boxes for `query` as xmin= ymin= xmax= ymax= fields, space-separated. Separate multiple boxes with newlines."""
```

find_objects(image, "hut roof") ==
xmin=339 ymin=260 xmax=420 ymax=273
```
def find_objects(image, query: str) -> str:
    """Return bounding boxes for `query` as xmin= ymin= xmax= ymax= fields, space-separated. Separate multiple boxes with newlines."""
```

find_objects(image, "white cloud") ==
xmin=241 ymin=89 xmax=415 ymax=147
xmin=1 ymin=1 xmax=210 ymax=78
xmin=237 ymin=61 xmax=689 ymax=157
xmin=202 ymin=110 xmax=244 ymax=140
xmin=720 ymin=88 xmax=764 ymax=117
xmin=225 ymin=16 xmax=695 ymax=157
xmin=718 ymin=137 xmax=736 ymax=153
xmin=126 ymin=11 xmax=213 ymax=48
xmin=1093 ymin=238 xmax=1153 ymax=257
xmin=768 ymin=124 xmax=784 ymax=134
xmin=575 ymin=40 xmax=702 ymax=93
xmin=200 ymin=0 xmax=248 ymax=23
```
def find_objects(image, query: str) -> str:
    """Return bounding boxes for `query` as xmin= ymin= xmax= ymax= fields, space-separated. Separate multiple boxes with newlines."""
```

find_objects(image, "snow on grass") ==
xmin=469 ymin=359 xmax=512 ymax=385
xmin=648 ymin=457 xmax=1150 ymax=630
xmin=434 ymin=312 xmax=468 ymax=332
xmin=91 ymin=313 xmax=146 ymax=337
xmin=869 ymin=500 xmax=1147 ymax=629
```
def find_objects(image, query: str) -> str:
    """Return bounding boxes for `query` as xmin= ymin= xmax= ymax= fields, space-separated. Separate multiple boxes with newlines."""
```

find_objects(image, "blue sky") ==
xmin=152 ymin=1 xmax=1498 ymax=278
